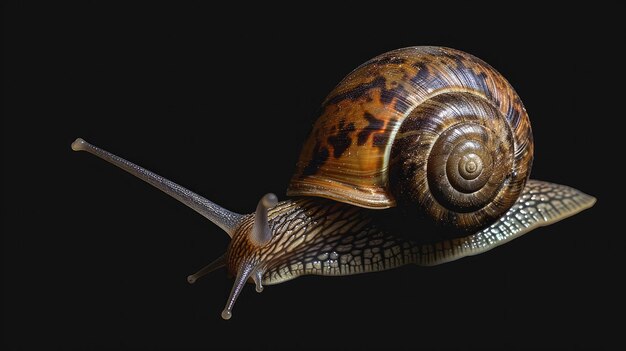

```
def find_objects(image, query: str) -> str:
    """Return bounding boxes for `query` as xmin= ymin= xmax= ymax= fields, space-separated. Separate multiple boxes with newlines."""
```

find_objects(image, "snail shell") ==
xmin=288 ymin=46 xmax=533 ymax=229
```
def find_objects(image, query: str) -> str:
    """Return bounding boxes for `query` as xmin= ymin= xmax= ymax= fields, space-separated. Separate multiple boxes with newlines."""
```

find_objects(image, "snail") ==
xmin=72 ymin=46 xmax=595 ymax=320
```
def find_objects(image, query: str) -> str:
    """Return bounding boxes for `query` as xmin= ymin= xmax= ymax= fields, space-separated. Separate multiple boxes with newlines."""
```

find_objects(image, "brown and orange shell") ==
xmin=287 ymin=46 xmax=533 ymax=210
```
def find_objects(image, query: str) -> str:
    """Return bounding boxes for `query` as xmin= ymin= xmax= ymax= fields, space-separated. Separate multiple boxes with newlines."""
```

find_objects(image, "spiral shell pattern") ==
xmin=390 ymin=92 xmax=516 ymax=228
xmin=288 ymin=46 xmax=533 ymax=229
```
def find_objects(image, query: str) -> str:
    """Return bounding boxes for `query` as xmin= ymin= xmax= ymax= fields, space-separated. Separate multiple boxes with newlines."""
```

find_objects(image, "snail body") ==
xmin=72 ymin=47 xmax=595 ymax=320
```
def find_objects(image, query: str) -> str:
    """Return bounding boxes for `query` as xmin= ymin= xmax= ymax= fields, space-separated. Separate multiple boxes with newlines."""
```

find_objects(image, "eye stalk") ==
xmin=220 ymin=193 xmax=278 ymax=320
xmin=71 ymin=138 xmax=244 ymax=236
xmin=251 ymin=193 xmax=278 ymax=246
xmin=71 ymin=138 xmax=272 ymax=320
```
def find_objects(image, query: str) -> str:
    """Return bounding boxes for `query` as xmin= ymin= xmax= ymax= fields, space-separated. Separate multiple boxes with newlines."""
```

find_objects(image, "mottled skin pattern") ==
xmin=288 ymin=46 xmax=533 ymax=213
xmin=228 ymin=181 xmax=595 ymax=286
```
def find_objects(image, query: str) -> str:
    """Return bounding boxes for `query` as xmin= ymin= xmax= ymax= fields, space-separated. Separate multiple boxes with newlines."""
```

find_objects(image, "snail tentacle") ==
xmin=71 ymin=138 xmax=244 ymax=236
xmin=221 ymin=261 xmax=256 ymax=320
xmin=187 ymin=254 xmax=226 ymax=284
xmin=251 ymin=193 xmax=278 ymax=245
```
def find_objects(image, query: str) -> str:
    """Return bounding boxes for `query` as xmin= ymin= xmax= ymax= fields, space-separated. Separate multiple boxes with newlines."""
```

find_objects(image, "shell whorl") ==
xmin=288 ymin=46 xmax=533 ymax=229
xmin=390 ymin=92 xmax=517 ymax=229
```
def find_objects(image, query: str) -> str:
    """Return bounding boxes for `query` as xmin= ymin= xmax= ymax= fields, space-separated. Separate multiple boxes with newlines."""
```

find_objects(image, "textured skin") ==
xmin=227 ymin=180 xmax=595 ymax=285
xmin=288 ymin=46 xmax=533 ymax=211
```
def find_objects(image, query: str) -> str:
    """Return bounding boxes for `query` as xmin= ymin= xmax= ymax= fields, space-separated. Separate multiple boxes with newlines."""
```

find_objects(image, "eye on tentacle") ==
xmin=71 ymin=138 xmax=244 ymax=236
xmin=221 ymin=261 xmax=256 ymax=320
xmin=187 ymin=254 xmax=226 ymax=284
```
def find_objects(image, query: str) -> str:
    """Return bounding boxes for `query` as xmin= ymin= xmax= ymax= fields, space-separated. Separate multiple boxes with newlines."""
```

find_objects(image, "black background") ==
xmin=3 ymin=3 xmax=623 ymax=350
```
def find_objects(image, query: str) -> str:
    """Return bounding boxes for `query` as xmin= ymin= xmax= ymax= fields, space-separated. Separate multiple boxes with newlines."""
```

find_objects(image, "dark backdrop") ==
xmin=3 ymin=3 xmax=622 ymax=350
